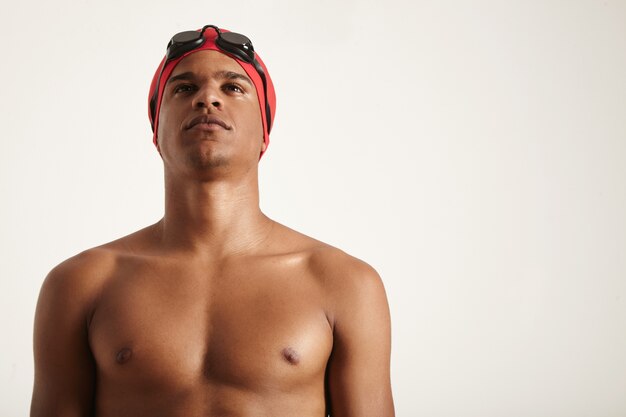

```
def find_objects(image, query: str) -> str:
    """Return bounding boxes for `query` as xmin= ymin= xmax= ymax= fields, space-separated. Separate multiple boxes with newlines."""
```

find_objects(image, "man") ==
xmin=31 ymin=25 xmax=394 ymax=417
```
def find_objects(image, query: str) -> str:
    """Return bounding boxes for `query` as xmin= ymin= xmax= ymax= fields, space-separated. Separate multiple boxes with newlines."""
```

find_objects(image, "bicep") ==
xmin=31 ymin=267 xmax=96 ymax=417
xmin=326 ymin=266 xmax=394 ymax=417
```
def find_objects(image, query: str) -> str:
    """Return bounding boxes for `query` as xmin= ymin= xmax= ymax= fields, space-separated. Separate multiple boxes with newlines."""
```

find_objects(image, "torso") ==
xmin=85 ymin=222 xmax=337 ymax=417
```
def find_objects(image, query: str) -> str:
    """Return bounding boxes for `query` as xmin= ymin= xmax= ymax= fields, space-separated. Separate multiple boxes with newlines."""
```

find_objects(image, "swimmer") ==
xmin=31 ymin=25 xmax=394 ymax=417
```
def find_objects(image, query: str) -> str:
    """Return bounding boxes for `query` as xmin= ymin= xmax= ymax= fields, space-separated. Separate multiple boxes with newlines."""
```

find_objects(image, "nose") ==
xmin=192 ymin=84 xmax=222 ymax=110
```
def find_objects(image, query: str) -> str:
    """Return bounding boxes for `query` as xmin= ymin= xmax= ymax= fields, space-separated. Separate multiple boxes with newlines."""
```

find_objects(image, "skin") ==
xmin=31 ymin=50 xmax=394 ymax=417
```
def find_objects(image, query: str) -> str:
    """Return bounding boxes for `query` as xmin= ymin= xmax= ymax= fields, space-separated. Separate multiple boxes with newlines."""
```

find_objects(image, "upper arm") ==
xmin=31 ymin=255 xmax=102 ymax=417
xmin=326 ymin=259 xmax=394 ymax=417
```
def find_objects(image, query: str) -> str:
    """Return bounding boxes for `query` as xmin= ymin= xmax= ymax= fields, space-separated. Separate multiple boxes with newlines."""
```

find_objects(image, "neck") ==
xmin=157 ymin=167 xmax=272 ymax=257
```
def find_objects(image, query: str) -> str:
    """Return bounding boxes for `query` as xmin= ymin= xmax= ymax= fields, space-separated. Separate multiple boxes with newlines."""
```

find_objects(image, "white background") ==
xmin=1 ymin=1 xmax=625 ymax=416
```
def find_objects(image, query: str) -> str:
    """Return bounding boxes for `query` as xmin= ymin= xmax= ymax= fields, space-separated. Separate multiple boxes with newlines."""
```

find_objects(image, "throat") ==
xmin=157 ymin=213 xmax=274 ymax=255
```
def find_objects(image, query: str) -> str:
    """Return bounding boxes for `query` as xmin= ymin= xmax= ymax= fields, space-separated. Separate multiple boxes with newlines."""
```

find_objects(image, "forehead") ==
xmin=169 ymin=50 xmax=245 ymax=78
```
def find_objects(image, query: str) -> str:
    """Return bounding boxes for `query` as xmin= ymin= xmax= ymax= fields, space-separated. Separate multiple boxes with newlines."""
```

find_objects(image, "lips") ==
xmin=186 ymin=114 xmax=231 ymax=130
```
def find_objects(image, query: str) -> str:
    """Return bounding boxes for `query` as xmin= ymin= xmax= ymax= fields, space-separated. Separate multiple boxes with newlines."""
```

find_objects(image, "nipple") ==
xmin=115 ymin=348 xmax=133 ymax=364
xmin=281 ymin=347 xmax=300 ymax=365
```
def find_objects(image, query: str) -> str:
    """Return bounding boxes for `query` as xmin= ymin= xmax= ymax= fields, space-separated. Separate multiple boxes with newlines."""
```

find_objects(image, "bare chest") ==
xmin=88 ymin=256 xmax=333 ymax=395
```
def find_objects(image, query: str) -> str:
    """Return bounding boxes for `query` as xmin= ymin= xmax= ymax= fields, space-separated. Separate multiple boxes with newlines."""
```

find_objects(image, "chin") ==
xmin=186 ymin=148 xmax=231 ymax=170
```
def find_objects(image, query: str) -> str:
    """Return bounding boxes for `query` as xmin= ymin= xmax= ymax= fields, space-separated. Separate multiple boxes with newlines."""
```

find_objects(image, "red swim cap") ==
xmin=148 ymin=27 xmax=276 ymax=158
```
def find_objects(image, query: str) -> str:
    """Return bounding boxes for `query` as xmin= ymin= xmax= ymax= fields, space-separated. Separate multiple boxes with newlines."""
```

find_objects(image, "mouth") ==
xmin=186 ymin=115 xmax=232 ymax=130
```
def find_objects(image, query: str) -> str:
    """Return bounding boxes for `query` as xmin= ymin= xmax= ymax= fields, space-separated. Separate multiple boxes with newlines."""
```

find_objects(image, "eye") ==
xmin=173 ymin=84 xmax=196 ymax=93
xmin=223 ymin=83 xmax=245 ymax=94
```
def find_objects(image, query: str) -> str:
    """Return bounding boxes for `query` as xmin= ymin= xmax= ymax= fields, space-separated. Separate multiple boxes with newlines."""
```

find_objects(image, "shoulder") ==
xmin=307 ymin=244 xmax=383 ymax=295
xmin=311 ymin=247 xmax=388 ymax=328
xmin=45 ymin=246 xmax=117 ymax=283
xmin=38 ymin=221 xmax=152 ymax=315
xmin=270 ymin=221 xmax=375 ymax=271
xmin=38 ymin=247 xmax=118 ymax=316
xmin=305 ymin=248 xmax=394 ymax=415
xmin=272 ymin=221 xmax=384 ymax=286
xmin=270 ymin=222 xmax=388 ymax=325
xmin=41 ymin=223 xmax=159 ymax=298
xmin=32 ymin=245 xmax=128 ymax=415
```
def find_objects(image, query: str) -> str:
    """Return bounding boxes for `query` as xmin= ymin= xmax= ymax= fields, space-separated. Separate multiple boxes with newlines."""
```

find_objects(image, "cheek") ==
xmin=247 ymin=111 xmax=265 ymax=152
xmin=156 ymin=113 xmax=167 ymax=144
xmin=243 ymin=103 xmax=264 ymax=139
xmin=156 ymin=102 xmax=175 ymax=145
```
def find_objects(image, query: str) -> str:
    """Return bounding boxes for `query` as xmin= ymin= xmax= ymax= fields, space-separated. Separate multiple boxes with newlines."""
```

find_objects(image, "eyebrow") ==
xmin=166 ymin=71 xmax=195 ymax=84
xmin=215 ymin=70 xmax=253 ymax=86
xmin=166 ymin=70 xmax=253 ymax=86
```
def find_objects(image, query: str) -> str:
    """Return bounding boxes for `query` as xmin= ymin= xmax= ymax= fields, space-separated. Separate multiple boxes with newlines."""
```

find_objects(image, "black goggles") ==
xmin=149 ymin=25 xmax=272 ymax=133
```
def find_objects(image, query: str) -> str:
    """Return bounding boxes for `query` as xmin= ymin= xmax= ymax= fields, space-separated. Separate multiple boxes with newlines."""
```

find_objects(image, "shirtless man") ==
xmin=31 ymin=25 xmax=394 ymax=417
